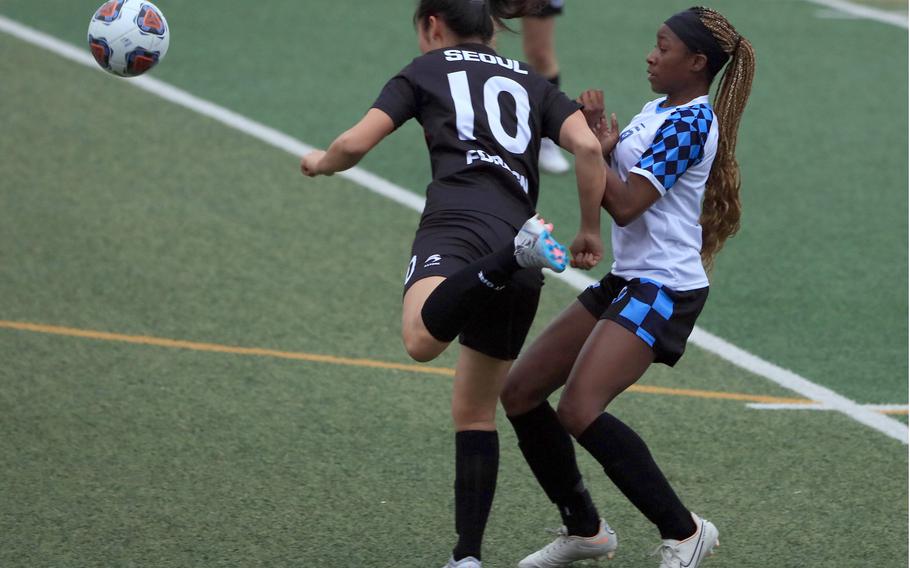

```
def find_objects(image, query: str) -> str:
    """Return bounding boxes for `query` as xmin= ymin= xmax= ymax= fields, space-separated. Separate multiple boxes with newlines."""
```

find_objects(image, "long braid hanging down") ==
xmin=692 ymin=6 xmax=756 ymax=272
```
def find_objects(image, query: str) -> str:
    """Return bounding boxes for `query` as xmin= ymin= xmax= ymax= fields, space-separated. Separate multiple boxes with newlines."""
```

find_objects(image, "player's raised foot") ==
xmin=539 ymin=138 xmax=571 ymax=174
xmin=443 ymin=556 xmax=481 ymax=568
xmin=517 ymin=518 xmax=617 ymax=568
xmin=652 ymin=514 xmax=719 ymax=568
xmin=514 ymin=215 xmax=568 ymax=273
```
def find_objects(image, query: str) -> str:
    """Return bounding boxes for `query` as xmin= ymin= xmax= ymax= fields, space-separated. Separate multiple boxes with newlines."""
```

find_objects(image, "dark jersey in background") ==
xmin=372 ymin=42 xmax=580 ymax=229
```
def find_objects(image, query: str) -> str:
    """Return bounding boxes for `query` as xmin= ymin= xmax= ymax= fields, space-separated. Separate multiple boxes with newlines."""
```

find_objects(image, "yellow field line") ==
xmin=629 ymin=384 xmax=811 ymax=405
xmin=0 ymin=320 xmax=455 ymax=377
xmin=0 ymin=319 xmax=883 ymax=409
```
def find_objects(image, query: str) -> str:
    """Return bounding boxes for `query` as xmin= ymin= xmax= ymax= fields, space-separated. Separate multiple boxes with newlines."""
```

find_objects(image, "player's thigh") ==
xmin=399 ymin=212 xmax=494 ymax=347
xmin=452 ymin=345 xmax=513 ymax=431
xmin=459 ymin=267 xmax=542 ymax=363
xmin=502 ymin=272 xmax=625 ymax=415
xmin=501 ymin=300 xmax=598 ymax=416
xmin=558 ymin=319 xmax=655 ymax=436
xmin=401 ymin=276 xmax=446 ymax=335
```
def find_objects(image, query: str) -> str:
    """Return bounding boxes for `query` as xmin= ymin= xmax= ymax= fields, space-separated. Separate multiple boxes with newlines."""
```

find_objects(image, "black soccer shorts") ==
xmin=403 ymin=210 xmax=543 ymax=361
xmin=577 ymin=273 xmax=708 ymax=366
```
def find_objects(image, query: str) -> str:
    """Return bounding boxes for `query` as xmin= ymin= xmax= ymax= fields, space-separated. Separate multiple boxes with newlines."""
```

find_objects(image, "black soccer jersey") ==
xmin=372 ymin=43 xmax=580 ymax=228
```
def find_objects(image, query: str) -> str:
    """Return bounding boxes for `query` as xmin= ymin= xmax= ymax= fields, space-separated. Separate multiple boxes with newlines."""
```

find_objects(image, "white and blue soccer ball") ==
xmin=87 ymin=0 xmax=170 ymax=77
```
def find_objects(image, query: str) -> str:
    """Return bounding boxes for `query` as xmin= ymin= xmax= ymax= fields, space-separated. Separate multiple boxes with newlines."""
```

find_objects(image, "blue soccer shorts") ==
xmin=578 ymin=273 xmax=708 ymax=366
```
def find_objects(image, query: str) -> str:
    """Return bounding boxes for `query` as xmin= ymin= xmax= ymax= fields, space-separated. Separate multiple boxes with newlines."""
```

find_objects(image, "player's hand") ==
xmin=577 ymin=89 xmax=605 ymax=131
xmin=593 ymin=112 xmax=620 ymax=158
xmin=569 ymin=231 xmax=603 ymax=270
xmin=300 ymin=151 xmax=328 ymax=177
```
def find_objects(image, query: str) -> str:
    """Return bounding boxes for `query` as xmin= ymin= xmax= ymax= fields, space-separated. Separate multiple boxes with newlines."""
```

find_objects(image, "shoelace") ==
xmin=540 ymin=526 xmax=571 ymax=551
xmin=651 ymin=543 xmax=682 ymax=568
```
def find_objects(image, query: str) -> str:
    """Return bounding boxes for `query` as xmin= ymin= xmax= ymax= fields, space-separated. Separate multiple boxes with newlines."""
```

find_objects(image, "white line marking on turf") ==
xmin=1 ymin=14 xmax=906 ymax=445
xmin=814 ymin=9 xmax=866 ymax=19
xmin=749 ymin=403 xmax=909 ymax=413
xmin=801 ymin=0 xmax=908 ymax=27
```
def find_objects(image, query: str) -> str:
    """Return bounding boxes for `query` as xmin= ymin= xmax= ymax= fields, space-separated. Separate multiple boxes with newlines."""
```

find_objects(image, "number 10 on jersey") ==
xmin=447 ymin=71 xmax=532 ymax=155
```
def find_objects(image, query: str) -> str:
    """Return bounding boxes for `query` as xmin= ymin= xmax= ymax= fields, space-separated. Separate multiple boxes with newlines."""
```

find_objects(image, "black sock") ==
xmin=508 ymin=403 xmax=601 ymax=537
xmin=421 ymin=245 xmax=520 ymax=342
xmin=547 ymin=73 xmax=561 ymax=90
xmin=453 ymin=431 xmax=499 ymax=561
xmin=576 ymin=413 xmax=697 ymax=540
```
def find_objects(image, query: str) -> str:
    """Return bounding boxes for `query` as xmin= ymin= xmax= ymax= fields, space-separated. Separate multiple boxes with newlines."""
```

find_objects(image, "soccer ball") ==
xmin=87 ymin=0 xmax=169 ymax=77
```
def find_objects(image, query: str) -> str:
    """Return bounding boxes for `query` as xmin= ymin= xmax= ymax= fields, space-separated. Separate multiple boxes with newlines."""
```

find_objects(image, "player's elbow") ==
xmin=603 ymin=198 xmax=640 ymax=227
xmin=578 ymin=138 xmax=604 ymax=162
xmin=567 ymin=133 xmax=602 ymax=161
xmin=611 ymin=213 xmax=633 ymax=228
xmin=608 ymin=206 xmax=642 ymax=227
xmin=335 ymin=132 xmax=370 ymax=160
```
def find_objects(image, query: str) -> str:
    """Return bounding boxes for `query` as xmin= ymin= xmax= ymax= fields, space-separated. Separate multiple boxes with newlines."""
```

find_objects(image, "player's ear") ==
xmin=689 ymin=52 xmax=708 ymax=75
xmin=426 ymin=15 xmax=439 ymax=39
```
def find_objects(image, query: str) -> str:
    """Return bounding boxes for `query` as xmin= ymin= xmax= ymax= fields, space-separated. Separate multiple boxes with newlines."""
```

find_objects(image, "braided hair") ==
xmin=690 ymin=6 xmax=756 ymax=271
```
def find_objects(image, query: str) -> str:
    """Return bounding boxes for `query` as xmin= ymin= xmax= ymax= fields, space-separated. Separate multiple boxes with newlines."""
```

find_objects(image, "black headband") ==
xmin=664 ymin=9 xmax=730 ymax=77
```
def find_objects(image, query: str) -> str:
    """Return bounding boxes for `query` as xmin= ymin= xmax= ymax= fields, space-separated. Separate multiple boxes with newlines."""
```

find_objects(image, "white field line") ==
xmin=749 ymin=402 xmax=909 ymax=413
xmin=1 ymin=15 xmax=906 ymax=445
xmin=802 ymin=0 xmax=908 ymax=27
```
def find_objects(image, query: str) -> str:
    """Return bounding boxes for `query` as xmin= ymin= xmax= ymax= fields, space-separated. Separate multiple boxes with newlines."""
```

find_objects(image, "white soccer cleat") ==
xmin=539 ymin=138 xmax=571 ymax=174
xmin=653 ymin=514 xmax=719 ymax=568
xmin=517 ymin=518 xmax=617 ymax=568
xmin=514 ymin=215 xmax=568 ymax=273
xmin=443 ymin=556 xmax=482 ymax=568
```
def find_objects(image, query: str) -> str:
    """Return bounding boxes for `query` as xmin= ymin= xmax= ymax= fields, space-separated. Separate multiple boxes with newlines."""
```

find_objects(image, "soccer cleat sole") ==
xmin=539 ymin=229 xmax=568 ymax=272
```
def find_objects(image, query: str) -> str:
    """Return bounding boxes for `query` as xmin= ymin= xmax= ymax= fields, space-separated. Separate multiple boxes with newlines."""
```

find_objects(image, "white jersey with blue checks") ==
xmin=609 ymin=95 xmax=718 ymax=291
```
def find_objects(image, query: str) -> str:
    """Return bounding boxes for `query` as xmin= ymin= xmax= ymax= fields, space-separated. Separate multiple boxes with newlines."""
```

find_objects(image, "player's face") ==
xmin=646 ymin=24 xmax=698 ymax=94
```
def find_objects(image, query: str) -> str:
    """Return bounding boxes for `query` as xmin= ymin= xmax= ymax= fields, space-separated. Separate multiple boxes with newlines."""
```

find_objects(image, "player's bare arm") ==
xmin=557 ymin=110 xmax=606 ymax=270
xmin=300 ymin=108 xmax=395 ymax=177
xmin=600 ymin=168 xmax=662 ymax=227
xmin=578 ymin=89 xmax=620 ymax=157
xmin=577 ymin=90 xmax=660 ymax=227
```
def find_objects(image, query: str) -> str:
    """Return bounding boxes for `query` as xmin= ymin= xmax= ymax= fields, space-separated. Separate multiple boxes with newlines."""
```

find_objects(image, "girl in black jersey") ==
xmin=500 ymin=7 xmax=754 ymax=568
xmin=300 ymin=1 xmax=606 ymax=566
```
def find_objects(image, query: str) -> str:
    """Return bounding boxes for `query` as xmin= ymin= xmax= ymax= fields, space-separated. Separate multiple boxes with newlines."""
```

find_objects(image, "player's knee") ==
xmin=401 ymin=328 xmax=444 ymax=362
xmin=452 ymin=406 xmax=496 ymax=432
xmin=500 ymin=376 xmax=536 ymax=416
xmin=556 ymin=398 xmax=598 ymax=438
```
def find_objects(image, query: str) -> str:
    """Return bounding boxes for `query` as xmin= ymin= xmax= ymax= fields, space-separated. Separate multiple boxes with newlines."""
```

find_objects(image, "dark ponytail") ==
xmin=414 ymin=0 xmax=546 ymax=43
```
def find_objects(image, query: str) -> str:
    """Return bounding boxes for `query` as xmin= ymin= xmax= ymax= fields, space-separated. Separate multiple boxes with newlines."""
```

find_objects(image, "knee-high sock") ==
xmin=453 ymin=430 xmax=499 ymax=561
xmin=508 ymin=403 xmax=600 ymax=536
xmin=576 ymin=413 xmax=697 ymax=540
xmin=421 ymin=245 xmax=520 ymax=342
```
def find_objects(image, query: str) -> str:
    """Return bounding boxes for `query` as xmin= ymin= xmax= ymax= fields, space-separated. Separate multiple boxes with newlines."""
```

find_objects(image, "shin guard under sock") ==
xmin=577 ymin=413 xmax=696 ymax=540
xmin=453 ymin=430 xmax=499 ymax=561
xmin=508 ymin=403 xmax=600 ymax=536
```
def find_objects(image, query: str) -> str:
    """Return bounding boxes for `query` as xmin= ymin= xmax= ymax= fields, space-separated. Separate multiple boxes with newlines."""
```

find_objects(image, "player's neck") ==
xmin=663 ymin=86 xmax=709 ymax=107
xmin=446 ymin=35 xmax=486 ymax=49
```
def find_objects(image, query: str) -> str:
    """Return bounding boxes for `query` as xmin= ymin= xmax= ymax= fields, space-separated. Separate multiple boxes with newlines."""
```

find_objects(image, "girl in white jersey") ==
xmin=499 ymin=7 xmax=755 ymax=568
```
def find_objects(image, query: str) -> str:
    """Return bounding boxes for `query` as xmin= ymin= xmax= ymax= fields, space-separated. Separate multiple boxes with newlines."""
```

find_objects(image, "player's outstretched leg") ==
xmin=406 ymin=216 xmax=567 ymax=362
xmin=653 ymin=514 xmax=719 ymax=568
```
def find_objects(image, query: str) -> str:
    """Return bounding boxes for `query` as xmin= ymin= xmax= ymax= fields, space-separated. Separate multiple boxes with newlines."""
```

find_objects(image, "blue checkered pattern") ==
xmin=635 ymin=104 xmax=714 ymax=191
xmin=617 ymin=278 xmax=675 ymax=347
